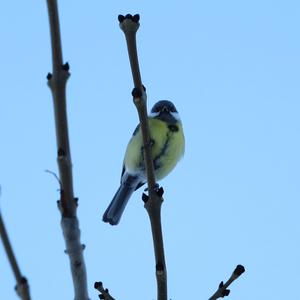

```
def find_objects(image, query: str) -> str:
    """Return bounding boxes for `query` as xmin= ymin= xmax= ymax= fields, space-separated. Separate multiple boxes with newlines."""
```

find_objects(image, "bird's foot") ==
xmin=143 ymin=184 xmax=164 ymax=199
xmin=144 ymin=183 xmax=159 ymax=192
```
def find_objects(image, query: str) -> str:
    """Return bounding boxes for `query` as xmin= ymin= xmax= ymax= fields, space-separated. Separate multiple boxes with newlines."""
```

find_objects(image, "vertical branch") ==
xmin=0 ymin=212 xmax=31 ymax=300
xmin=46 ymin=0 xmax=74 ymax=216
xmin=118 ymin=14 xmax=156 ymax=193
xmin=119 ymin=14 xmax=168 ymax=300
xmin=46 ymin=1 xmax=89 ymax=299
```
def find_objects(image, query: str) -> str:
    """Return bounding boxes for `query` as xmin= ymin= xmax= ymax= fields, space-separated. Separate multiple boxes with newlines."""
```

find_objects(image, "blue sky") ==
xmin=1 ymin=1 xmax=300 ymax=299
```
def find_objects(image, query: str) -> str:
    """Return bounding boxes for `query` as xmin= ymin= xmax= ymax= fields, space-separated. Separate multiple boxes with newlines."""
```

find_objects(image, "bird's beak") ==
xmin=162 ymin=106 xmax=169 ymax=113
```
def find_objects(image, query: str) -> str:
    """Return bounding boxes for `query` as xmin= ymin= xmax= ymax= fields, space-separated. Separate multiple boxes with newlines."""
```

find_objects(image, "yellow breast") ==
xmin=124 ymin=118 xmax=185 ymax=181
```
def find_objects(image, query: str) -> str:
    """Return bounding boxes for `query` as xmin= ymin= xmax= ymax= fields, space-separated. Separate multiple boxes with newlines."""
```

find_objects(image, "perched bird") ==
xmin=103 ymin=100 xmax=185 ymax=225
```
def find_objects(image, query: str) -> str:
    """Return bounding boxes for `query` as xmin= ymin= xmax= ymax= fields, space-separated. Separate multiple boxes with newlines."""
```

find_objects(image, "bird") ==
xmin=103 ymin=100 xmax=185 ymax=225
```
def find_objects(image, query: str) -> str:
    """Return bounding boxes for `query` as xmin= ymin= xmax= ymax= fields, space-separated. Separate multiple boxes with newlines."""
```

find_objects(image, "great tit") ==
xmin=103 ymin=100 xmax=185 ymax=225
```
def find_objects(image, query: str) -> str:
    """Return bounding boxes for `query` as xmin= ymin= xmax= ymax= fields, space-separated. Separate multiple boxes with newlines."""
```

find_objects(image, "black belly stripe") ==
xmin=139 ymin=124 xmax=178 ymax=170
xmin=153 ymin=130 xmax=172 ymax=170
xmin=168 ymin=124 xmax=179 ymax=132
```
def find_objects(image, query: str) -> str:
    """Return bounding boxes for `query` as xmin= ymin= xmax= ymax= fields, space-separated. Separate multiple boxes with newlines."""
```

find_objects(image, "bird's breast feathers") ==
xmin=124 ymin=118 xmax=185 ymax=180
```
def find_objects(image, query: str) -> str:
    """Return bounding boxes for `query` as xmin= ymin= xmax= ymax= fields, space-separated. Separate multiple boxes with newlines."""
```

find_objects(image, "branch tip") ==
xmin=209 ymin=264 xmax=245 ymax=300
xmin=94 ymin=281 xmax=102 ymax=289
xmin=118 ymin=13 xmax=140 ymax=24
xmin=233 ymin=264 xmax=245 ymax=277
xmin=94 ymin=281 xmax=115 ymax=300
xmin=125 ymin=13 xmax=133 ymax=19
xmin=119 ymin=15 xmax=140 ymax=33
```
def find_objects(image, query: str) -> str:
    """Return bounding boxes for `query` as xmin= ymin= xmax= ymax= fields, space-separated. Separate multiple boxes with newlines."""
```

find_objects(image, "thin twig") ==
xmin=94 ymin=282 xmax=116 ymax=300
xmin=119 ymin=14 xmax=168 ymax=300
xmin=46 ymin=1 xmax=89 ymax=299
xmin=0 ymin=211 xmax=31 ymax=300
xmin=45 ymin=169 xmax=62 ymax=187
xmin=209 ymin=265 xmax=245 ymax=300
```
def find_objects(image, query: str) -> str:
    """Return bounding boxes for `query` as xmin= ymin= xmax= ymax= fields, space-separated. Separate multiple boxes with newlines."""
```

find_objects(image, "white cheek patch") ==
xmin=149 ymin=111 xmax=181 ymax=121
xmin=149 ymin=111 xmax=160 ymax=118
xmin=171 ymin=112 xmax=181 ymax=121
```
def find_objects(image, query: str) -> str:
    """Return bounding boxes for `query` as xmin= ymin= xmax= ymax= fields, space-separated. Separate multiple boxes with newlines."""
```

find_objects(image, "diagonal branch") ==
xmin=0 ymin=211 xmax=31 ymax=300
xmin=119 ymin=14 xmax=167 ymax=300
xmin=209 ymin=265 xmax=245 ymax=300
xmin=94 ymin=282 xmax=116 ymax=300
xmin=46 ymin=1 xmax=89 ymax=299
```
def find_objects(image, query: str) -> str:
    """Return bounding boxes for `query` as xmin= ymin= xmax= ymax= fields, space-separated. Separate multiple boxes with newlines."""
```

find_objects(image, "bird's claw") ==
xmin=144 ymin=183 xmax=159 ymax=192
xmin=144 ymin=184 xmax=164 ymax=197
xmin=156 ymin=186 xmax=164 ymax=197
xmin=142 ymin=185 xmax=164 ymax=203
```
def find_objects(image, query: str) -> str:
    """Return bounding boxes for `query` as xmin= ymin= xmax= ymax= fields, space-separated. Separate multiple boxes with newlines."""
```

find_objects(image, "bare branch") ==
xmin=0 ymin=211 xmax=31 ymax=300
xmin=209 ymin=265 xmax=245 ymax=300
xmin=46 ymin=0 xmax=74 ymax=216
xmin=119 ymin=14 xmax=167 ymax=300
xmin=94 ymin=282 xmax=116 ymax=300
xmin=119 ymin=14 xmax=156 ymax=193
xmin=46 ymin=1 xmax=89 ymax=299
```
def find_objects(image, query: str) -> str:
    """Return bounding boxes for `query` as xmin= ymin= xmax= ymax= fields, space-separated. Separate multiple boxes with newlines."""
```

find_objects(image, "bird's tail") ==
xmin=103 ymin=174 xmax=142 ymax=225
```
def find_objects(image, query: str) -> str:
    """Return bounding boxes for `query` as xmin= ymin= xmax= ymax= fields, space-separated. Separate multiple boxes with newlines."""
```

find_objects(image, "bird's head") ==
xmin=149 ymin=100 xmax=180 ymax=124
